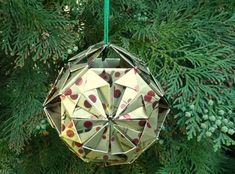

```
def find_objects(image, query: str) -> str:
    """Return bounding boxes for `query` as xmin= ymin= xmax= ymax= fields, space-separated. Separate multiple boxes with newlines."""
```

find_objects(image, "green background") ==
xmin=0 ymin=0 xmax=235 ymax=173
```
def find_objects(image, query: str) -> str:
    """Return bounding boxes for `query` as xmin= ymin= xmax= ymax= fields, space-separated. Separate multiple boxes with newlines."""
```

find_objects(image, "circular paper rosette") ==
xmin=43 ymin=43 xmax=170 ymax=165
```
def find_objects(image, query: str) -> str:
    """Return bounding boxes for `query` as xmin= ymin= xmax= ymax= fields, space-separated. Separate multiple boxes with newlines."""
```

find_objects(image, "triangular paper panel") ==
xmin=110 ymin=129 xmax=124 ymax=154
xmin=148 ymin=108 xmax=159 ymax=131
xmin=143 ymin=100 xmax=155 ymax=117
xmin=122 ymin=107 xmax=148 ymax=120
xmin=110 ymin=84 xmax=125 ymax=116
xmin=61 ymin=110 xmax=73 ymax=131
xmin=83 ymin=124 xmax=109 ymax=152
xmin=61 ymin=138 xmax=86 ymax=158
xmin=115 ymin=68 xmax=138 ymax=90
xmin=43 ymin=68 xmax=70 ymax=106
xmin=110 ymin=44 xmax=139 ymax=63
xmin=82 ymin=89 xmax=107 ymax=118
xmin=90 ymin=58 xmax=120 ymax=68
xmin=76 ymin=93 xmax=107 ymax=120
xmin=61 ymin=66 xmax=89 ymax=94
xmin=155 ymin=108 xmax=170 ymax=137
xmin=138 ymin=120 xmax=157 ymax=147
xmin=72 ymin=107 xmax=97 ymax=119
xmin=105 ymin=154 xmax=129 ymax=165
xmin=84 ymin=150 xmax=107 ymax=162
xmin=60 ymin=122 xmax=81 ymax=143
xmin=69 ymin=63 xmax=87 ymax=72
xmin=135 ymin=74 xmax=161 ymax=101
xmin=83 ymin=69 xmax=109 ymax=91
xmin=69 ymin=42 xmax=105 ymax=64
xmin=119 ymin=95 xmax=144 ymax=115
xmin=44 ymin=102 xmax=61 ymax=133
xmin=114 ymin=124 xmax=141 ymax=147
xmin=61 ymin=94 xmax=80 ymax=117
xmin=114 ymin=126 xmax=136 ymax=152
xmin=110 ymin=45 xmax=136 ymax=68
xmin=79 ymin=126 xmax=104 ymax=144
xmin=115 ymin=87 xmax=138 ymax=117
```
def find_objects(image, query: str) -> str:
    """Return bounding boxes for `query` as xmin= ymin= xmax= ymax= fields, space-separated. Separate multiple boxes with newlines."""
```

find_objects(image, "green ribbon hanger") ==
xmin=104 ymin=0 xmax=110 ymax=44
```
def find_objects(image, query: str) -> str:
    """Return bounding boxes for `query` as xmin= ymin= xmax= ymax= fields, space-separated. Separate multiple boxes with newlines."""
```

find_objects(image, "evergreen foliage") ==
xmin=0 ymin=0 xmax=235 ymax=173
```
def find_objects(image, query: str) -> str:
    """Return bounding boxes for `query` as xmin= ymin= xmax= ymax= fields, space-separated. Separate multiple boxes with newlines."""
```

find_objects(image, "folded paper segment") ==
xmin=77 ymin=91 xmax=106 ymax=119
xmin=119 ymin=95 xmax=144 ymax=116
xmin=74 ymin=120 xmax=106 ymax=143
xmin=61 ymin=65 xmax=89 ymax=94
xmin=43 ymin=42 xmax=170 ymax=165
xmin=60 ymin=121 xmax=81 ymax=143
xmin=44 ymin=102 xmax=61 ymax=133
xmin=115 ymin=68 xmax=137 ymax=90
xmin=83 ymin=124 xmax=109 ymax=152
xmin=115 ymin=87 xmax=138 ymax=117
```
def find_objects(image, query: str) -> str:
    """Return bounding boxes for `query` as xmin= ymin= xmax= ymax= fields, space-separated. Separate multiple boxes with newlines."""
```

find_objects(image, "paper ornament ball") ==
xmin=43 ymin=43 xmax=170 ymax=165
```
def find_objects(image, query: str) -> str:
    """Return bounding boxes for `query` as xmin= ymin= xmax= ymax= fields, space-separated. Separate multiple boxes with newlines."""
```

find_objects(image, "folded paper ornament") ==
xmin=43 ymin=43 xmax=170 ymax=165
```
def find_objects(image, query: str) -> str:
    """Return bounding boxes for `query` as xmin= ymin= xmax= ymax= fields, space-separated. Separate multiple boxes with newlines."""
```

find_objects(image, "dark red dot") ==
xmin=96 ymin=127 xmax=101 ymax=131
xmin=111 ymin=136 xmax=115 ymax=142
xmin=147 ymin=122 xmax=152 ymax=128
xmin=114 ymin=89 xmax=121 ymax=98
xmin=84 ymin=100 xmax=92 ymax=108
xmin=144 ymin=95 xmax=152 ymax=102
xmin=70 ymin=94 xmax=78 ymax=100
xmin=132 ymin=138 xmax=139 ymax=145
xmin=75 ymin=78 xmax=83 ymax=86
xmin=74 ymin=142 xmax=83 ymax=148
xmin=115 ymin=72 xmax=121 ymax=77
xmin=61 ymin=124 xmax=65 ymax=131
xmin=103 ymin=75 xmax=109 ymax=80
xmin=68 ymin=121 xmax=73 ymax=128
xmin=99 ymin=73 xmax=104 ymax=78
xmin=78 ymin=149 xmax=84 ymax=154
xmin=100 ymin=71 xmax=109 ymax=81
xmin=103 ymin=155 xmax=109 ymax=160
xmin=64 ymin=88 xmax=72 ymax=96
xmin=102 ymin=135 xmax=106 ymax=139
xmin=89 ymin=94 xmax=97 ymax=103
xmin=83 ymin=121 xmax=93 ymax=128
xmin=139 ymin=120 xmax=146 ymax=127
xmin=66 ymin=130 xmax=74 ymax=137
xmin=147 ymin=90 xmax=155 ymax=97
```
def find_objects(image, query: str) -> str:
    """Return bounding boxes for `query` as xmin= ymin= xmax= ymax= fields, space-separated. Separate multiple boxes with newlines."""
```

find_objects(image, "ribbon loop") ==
xmin=104 ymin=0 xmax=110 ymax=44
